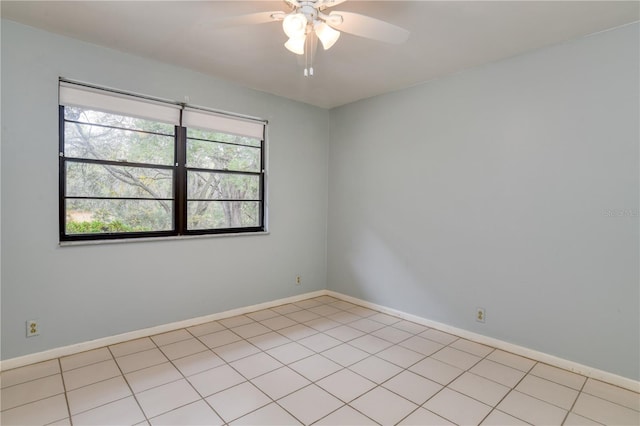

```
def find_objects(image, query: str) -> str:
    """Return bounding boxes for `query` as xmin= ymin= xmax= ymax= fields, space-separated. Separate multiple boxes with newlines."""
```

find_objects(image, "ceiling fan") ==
xmin=216 ymin=0 xmax=410 ymax=76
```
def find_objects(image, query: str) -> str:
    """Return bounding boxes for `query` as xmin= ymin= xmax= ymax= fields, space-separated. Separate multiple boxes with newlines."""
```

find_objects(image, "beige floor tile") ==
xmin=328 ymin=300 xmax=357 ymax=311
xmin=348 ymin=306 xmax=378 ymax=317
xmin=529 ymin=363 xmax=586 ymax=390
xmin=219 ymin=315 xmax=254 ymax=328
xmin=515 ymin=374 xmax=579 ymax=410
xmin=392 ymin=320 xmax=429 ymax=335
xmin=198 ymin=329 xmax=242 ymax=348
xmin=294 ymin=299 xmax=324 ymax=309
xmin=260 ymin=315 xmax=298 ymax=331
xmin=351 ymin=386 xmax=418 ymax=424
xmin=125 ymin=362 xmax=182 ymax=393
xmin=316 ymin=369 xmax=376 ymax=403
xmin=278 ymin=384 xmax=343 ymax=425
xmin=399 ymin=336 xmax=444 ymax=356
xmin=231 ymin=402 xmax=301 ymax=425
xmin=448 ymin=372 xmax=510 ymax=407
xmin=470 ymin=359 xmax=527 ymax=387
xmin=271 ymin=304 xmax=303 ymax=315
xmin=409 ymin=357 xmax=464 ymax=385
xmin=187 ymin=364 xmax=245 ymax=397
xmin=1 ymin=374 xmax=64 ymax=411
xmin=497 ymin=390 xmax=567 ymax=425
xmin=250 ymin=367 xmax=310 ymax=400
xmin=109 ymin=338 xmax=156 ymax=358
xmin=563 ymin=412 xmax=602 ymax=425
xmin=450 ymin=339 xmax=494 ymax=357
xmin=424 ymin=388 xmax=492 ymax=425
xmin=71 ymin=396 xmax=145 ymax=426
xmin=158 ymin=338 xmax=208 ymax=360
xmin=116 ymin=348 xmax=168 ymax=374
xmin=230 ymin=352 xmax=283 ymax=379
xmin=63 ymin=359 xmax=121 ymax=391
xmin=398 ymin=407 xmax=454 ymax=425
xmin=230 ymin=322 xmax=271 ymax=339
xmin=150 ymin=329 xmax=192 ymax=346
xmin=135 ymin=379 xmax=200 ymax=418
xmin=368 ymin=312 xmax=402 ymax=325
xmin=572 ymin=392 xmax=640 ymax=425
xmin=308 ymin=305 xmax=342 ymax=317
xmin=266 ymin=342 xmax=314 ymax=364
xmin=186 ymin=321 xmax=225 ymax=337
xmin=206 ymin=382 xmax=270 ymax=422
xmin=321 ymin=344 xmax=370 ymax=367
xmin=481 ymin=409 xmax=530 ymax=425
xmin=349 ymin=356 xmax=403 ymax=384
xmin=214 ymin=340 xmax=260 ymax=363
xmin=172 ymin=350 xmax=225 ymax=377
xmin=286 ymin=310 xmax=321 ymax=323
xmin=289 ymin=354 xmax=342 ymax=381
xmin=246 ymin=309 xmax=281 ymax=322
xmin=247 ymin=331 xmax=291 ymax=351
xmin=46 ymin=416 xmax=72 ymax=426
xmin=303 ymin=317 xmax=341 ymax=332
xmin=371 ymin=326 xmax=413 ymax=344
xmin=375 ymin=345 xmax=425 ymax=368
xmin=278 ymin=324 xmax=318 ymax=340
xmin=1 ymin=360 xmax=60 ymax=389
xmin=348 ymin=334 xmax=394 ymax=354
xmin=327 ymin=311 xmax=361 ymax=324
xmin=60 ymin=348 xmax=112 ymax=371
xmin=0 ymin=394 xmax=68 ymax=426
xmin=383 ymin=370 xmax=442 ymax=404
xmin=582 ymin=378 xmax=640 ymax=411
xmin=67 ymin=376 xmax=131 ymax=415
xmin=314 ymin=405 xmax=377 ymax=425
xmin=349 ymin=318 xmax=386 ymax=333
xmin=297 ymin=333 xmax=342 ymax=352
xmin=486 ymin=350 xmax=536 ymax=372
xmin=432 ymin=346 xmax=482 ymax=370
xmin=323 ymin=325 xmax=365 ymax=342
xmin=150 ymin=400 xmax=224 ymax=425
xmin=419 ymin=329 xmax=459 ymax=345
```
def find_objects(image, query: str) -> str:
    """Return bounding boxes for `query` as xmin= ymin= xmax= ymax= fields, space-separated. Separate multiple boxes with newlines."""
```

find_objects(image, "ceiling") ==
xmin=2 ymin=1 xmax=638 ymax=109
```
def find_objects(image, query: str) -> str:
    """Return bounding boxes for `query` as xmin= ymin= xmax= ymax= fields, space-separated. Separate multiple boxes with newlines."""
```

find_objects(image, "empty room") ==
xmin=1 ymin=1 xmax=638 ymax=425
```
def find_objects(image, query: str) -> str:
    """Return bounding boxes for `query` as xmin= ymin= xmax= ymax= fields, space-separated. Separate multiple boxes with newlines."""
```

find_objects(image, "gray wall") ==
xmin=1 ymin=21 xmax=329 ymax=360
xmin=327 ymin=23 xmax=639 ymax=380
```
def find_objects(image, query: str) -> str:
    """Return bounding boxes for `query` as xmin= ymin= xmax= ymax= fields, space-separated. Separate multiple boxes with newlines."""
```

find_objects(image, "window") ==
xmin=59 ymin=81 xmax=266 ymax=241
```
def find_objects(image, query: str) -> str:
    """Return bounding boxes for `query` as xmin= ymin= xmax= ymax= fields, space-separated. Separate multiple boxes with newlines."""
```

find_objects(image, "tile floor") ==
xmin=1 ymin=295 xmax=639 ymax=425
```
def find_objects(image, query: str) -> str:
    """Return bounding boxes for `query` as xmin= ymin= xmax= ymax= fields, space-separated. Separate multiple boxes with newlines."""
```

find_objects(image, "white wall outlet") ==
xmin=26 ymin=319 xmax=40 ymax=337
xmin=295 ymin=275 xmax=301 ymax=286
xmin=476 ymin=308 xmax=486 ymax=323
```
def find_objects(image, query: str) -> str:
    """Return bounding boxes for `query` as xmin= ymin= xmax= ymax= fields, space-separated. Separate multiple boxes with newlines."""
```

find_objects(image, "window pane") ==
xmin=187 ymin=201 xmax=260 ymax=230
xmin=187 ymin=139 xmax=260 ymax=172
xmin=187 ymin=128 xmax=261 ymax=147
xmin=64 ymin=119 xmax=174 ymax=165
xmin=66 ymin=162 xmax=173 ymax=199
xmin=66 ymin=199 xmax=172 ymax=234
xmin=187 ymin=171 xmax=259 ymax=200
xmin=64 ymin=106 xmax=175 ymax=135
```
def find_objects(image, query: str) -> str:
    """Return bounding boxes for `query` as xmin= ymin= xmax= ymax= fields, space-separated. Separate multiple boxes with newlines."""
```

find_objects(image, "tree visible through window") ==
xmin=59 ymin=83 xmax=266 ymax=241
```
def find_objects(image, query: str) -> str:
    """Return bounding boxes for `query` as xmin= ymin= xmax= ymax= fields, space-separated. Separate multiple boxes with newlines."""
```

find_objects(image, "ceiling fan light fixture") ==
xmin=282 ymin=13 xmax=307 ymax=38
xmin=314 ymin=21 xmax=340 ymax=50
xmin=284 ymin=35 xmax=306 ymax=55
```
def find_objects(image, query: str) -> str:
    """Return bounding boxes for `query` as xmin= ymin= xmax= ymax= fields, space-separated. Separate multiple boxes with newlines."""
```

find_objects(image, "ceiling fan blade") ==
xmin=213 ymin=11 xmax=285 ymax=29
xmin=318 ymin=0 xmax=349 ymax=10
xmin=328 ymin=11 xmax=409 ymax=44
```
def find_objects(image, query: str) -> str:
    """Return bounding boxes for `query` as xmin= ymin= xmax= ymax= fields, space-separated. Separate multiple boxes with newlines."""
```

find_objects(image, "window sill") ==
xmin=59 ymin=231 xmax=270 ymax=247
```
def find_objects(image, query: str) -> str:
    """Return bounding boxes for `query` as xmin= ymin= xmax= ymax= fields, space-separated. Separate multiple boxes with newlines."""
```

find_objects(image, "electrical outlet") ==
xmin=26 ymin=320 xmax=39 ymax=337
xmin=476 ymin=308 xmax=486 ymax=323
xmin=295 ymin=275 xmax=301 ymax=286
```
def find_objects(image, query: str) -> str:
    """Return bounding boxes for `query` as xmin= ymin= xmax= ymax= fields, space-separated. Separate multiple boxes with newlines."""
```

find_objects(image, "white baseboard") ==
xmin=326 ymin=290 xmax=640 ymax=393
xmin=2 ymin=288 xmax=638 ymax=393
xmin=0 ymin=290 xmax=326 ymax=372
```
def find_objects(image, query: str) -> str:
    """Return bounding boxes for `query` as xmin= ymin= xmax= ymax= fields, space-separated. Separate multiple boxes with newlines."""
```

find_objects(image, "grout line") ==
xmin=106 ymin=345 xmax=150 ymax=424
xmin=58 ymin=358 xmax=74 ymax=426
